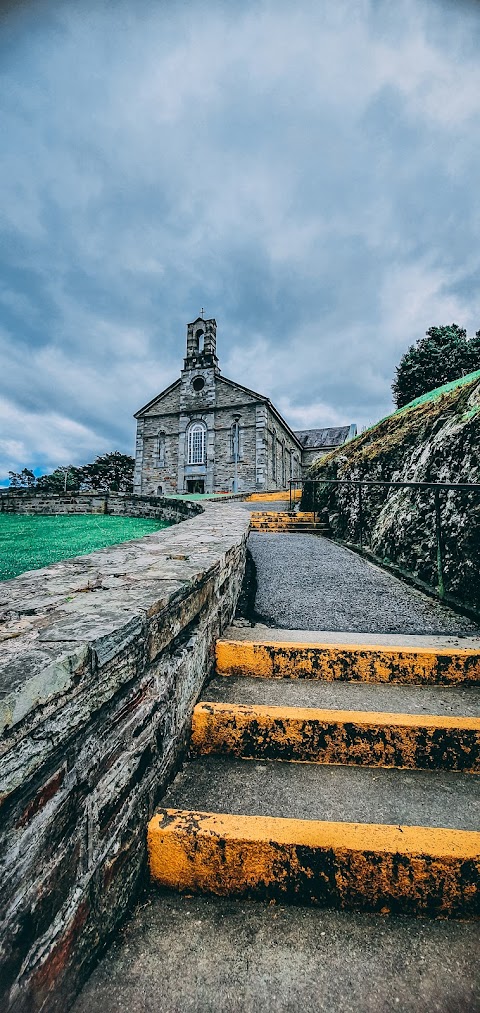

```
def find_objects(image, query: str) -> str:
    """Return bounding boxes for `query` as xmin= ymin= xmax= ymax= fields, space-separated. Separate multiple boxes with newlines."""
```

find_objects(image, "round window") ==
xmin=192 ymin=376 xmax=205 ymax=391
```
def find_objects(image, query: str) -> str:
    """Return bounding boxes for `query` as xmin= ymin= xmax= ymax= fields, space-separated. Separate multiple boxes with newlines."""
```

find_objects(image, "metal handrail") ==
xmin=289 ymin=478 xmax=480 ymax=618
xmin=290 ymin=479 xmax=480 ymax=494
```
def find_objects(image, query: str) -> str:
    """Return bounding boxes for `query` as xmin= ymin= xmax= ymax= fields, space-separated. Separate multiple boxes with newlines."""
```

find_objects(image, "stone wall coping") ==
xmin=0 ymin=502 xmax=249 ymax=741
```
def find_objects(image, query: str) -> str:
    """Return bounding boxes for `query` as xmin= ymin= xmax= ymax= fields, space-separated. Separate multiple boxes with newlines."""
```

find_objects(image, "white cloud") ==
xmin=379 ymin=260 xmax=480 ymax=348
xmin=0 ymin=395 xmax=109 ymax=475
xmin=1 ymin=0 xmax=479 ymax=477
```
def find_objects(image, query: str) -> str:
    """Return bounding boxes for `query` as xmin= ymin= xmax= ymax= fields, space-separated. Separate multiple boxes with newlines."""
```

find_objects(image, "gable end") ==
xmin=134 ymin=378 xmax=181 ymax=418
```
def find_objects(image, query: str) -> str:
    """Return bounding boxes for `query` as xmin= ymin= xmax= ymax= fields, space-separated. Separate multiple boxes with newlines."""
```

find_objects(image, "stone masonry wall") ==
xmin=0 ymin=492 xmax=202 ymax=520
xmin=265 ymin=408 xmax=302 ymax=489
xmin=136 ymin=418 xmax=181 ymax=497
xmin=0 ymin=502 xmax=249 ymax=1013
xmin=133 ymin=382 xmax=182 ymax=495
xmin=139 ymin=411 xmax=180 ymax=497
xmin=213 ymin=404 xmax=257 ymax=492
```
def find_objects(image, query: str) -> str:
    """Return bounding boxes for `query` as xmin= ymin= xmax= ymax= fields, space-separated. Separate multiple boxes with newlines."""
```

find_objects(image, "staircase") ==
xmin=249 ymin=511 xmax=329 ymax=534
xmin=148 ymin=630 xmax=480 ymax=918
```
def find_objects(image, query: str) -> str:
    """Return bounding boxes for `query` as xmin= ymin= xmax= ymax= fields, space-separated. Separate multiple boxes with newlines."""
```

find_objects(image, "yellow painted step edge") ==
xmin=215 ymin=639 xmax=480 ymax=684
xmin=148 ymin=808 xmax=480 ymax=916
xmin=245 ymin=492 xmax=297 ymax=501
xmin=192 ymin=701 xmax=480 ymax=771
xmin=194 ymin=700 xmax=480 ymax=733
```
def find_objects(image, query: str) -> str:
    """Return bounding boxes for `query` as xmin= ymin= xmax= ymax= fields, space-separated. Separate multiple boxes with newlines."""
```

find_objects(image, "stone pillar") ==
xmin=177 ymin=414 xmax=189 ymax=493
xmin=205 ymin=411 xmax=216 ymax=493
xmin=133 ymin=418 xmax=144 ymax=495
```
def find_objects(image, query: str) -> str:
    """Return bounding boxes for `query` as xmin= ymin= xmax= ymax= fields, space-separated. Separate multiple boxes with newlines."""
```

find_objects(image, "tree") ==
xmin=80 ymin=453 xmax=134 ymax=493
xmin=392 ymin=324 xmax=480 ymax=408
xmin=8 ymin=471 xmax=24 ymax=488
xmin=7 ymin=468 xmax=36 ymax=489
xmin=21 ymin=468 xmax=37 ymax=488
xmin=36 ymin=466 xmax=83 ymax=493
xmin=8 ymin=453 xmax=134 ymax=493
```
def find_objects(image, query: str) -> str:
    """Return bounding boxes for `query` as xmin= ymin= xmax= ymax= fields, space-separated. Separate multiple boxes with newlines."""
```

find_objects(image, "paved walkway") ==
xmin=72 ymin=891 xmax=479 ymax=1013
xmin=249 ymin=532 xmax=479 ymax=635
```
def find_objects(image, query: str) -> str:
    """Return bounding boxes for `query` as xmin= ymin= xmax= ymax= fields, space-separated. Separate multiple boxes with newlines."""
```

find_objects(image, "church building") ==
xmin=133 ymin=317 xmax=356 ymax=496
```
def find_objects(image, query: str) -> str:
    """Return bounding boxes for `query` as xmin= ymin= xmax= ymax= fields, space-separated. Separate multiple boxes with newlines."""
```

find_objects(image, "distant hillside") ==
xmin=305 ymin=369 xmax=480 ymax=611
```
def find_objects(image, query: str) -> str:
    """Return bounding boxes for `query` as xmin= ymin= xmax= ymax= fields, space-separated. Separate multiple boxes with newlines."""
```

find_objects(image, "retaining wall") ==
xmin=304 ymin=373 xmax=480 ymax=612
xmin=0 ymin=501 xmax=249 ymax=1013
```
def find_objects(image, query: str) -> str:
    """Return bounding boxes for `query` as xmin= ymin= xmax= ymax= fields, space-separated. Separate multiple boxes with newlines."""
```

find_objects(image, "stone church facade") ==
xmin=133 ymin=317 xmax=356 ymax=496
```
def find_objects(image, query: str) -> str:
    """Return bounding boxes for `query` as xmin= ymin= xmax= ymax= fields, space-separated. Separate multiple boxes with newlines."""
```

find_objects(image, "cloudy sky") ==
xmin=1 ymin=0 xmax=479 ymax=483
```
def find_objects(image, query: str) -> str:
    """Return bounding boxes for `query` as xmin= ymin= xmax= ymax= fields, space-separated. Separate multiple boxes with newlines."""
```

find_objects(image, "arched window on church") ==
xmin=158 ymin=431 xmax=166 ymax=467
xmin=196 ymin=329 xmax=205 ymax=353
xmin=187 ymin=422 xmax=206 ymax=465
xmin=230 ymin=418 xmax=241 ymax=461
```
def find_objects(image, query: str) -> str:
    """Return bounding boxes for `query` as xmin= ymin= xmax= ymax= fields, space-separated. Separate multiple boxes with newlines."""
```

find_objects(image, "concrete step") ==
xmin=249 ymin=526 xmax=329 ymax=534
xmin=249 ymin=517 xmax=318 ymax=524
xmin=249 ymin=528 xmax=329 ymax=533
xmin=249 ymin=518 xmax=319 ymax=523
xmin=245 ymin=492 xmax=293 ymax=501
xmin=250 ymin=511 xmax=315 ymax=518
xmin=203 ymin=673 xmax=480 ymax=716
xmin=249 ymin=523 xmax=326 ymax=528
xmin=148 ymin=756 xmax=480 ymax=916
xmin=249 ymin=519 xmax=324 ymax=525
xmin=249 ymin=513 xmax=319 ymax=524
xmin=247 ymin=518 xmax=317 ymax=526
xmin=215 ymin=629 xmax=480 ymax=685
xmin=193 ymin=675 xmax=480 ymax=771
xmin=249 ymin=522 xmax=329 ymax=530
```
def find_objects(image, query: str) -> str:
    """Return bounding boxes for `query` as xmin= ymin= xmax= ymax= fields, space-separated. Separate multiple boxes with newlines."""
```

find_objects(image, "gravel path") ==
xmin=249 ymin=532 xmax=479 ymax=635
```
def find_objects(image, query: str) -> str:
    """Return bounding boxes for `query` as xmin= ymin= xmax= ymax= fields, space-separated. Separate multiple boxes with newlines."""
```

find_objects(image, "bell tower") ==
xmin=178 ymin=315 xmax=219 ymax=495
xmin=184 ymin=316 xmax=219 ymax=372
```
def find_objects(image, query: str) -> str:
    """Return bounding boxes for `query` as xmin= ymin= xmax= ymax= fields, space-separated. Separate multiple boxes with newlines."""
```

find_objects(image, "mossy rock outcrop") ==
xmin=304 ymin=370 xmax=480 ymax=612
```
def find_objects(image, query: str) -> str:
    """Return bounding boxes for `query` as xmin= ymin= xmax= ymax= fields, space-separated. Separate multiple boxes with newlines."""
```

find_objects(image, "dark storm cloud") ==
xmin=1 ymin=0 xmax=480 ymax=479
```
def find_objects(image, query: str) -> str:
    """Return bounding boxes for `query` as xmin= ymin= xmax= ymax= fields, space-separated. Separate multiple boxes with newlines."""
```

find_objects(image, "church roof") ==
xmin=294 ymin=426 xmax=351 ymax=449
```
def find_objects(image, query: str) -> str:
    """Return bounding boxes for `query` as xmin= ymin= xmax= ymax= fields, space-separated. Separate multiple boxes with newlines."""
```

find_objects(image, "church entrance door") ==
xmin=186 ymin=479 xmax=205 ymax=494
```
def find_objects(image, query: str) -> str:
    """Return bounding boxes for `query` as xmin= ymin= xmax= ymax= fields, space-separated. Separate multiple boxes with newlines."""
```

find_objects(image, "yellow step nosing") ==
xmin=148 ymin=808 xmax=480 ymax=914
xmin=149 ymin=808 xmax=480 ymax=862
xmin=215 ymin=639 xmax=480 ymax=686
xmin=193 ymin=701 xmax=480 ymax=772
xmin=194 ymin=700 xmax=480 ymax=733
xmin=216 ymin=638 xmax=480 ymax=658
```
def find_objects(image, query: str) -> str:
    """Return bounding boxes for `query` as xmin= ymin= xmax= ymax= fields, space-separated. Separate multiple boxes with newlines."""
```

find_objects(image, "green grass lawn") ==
xmin=0 ymin=513 xmax=171 ymax=581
